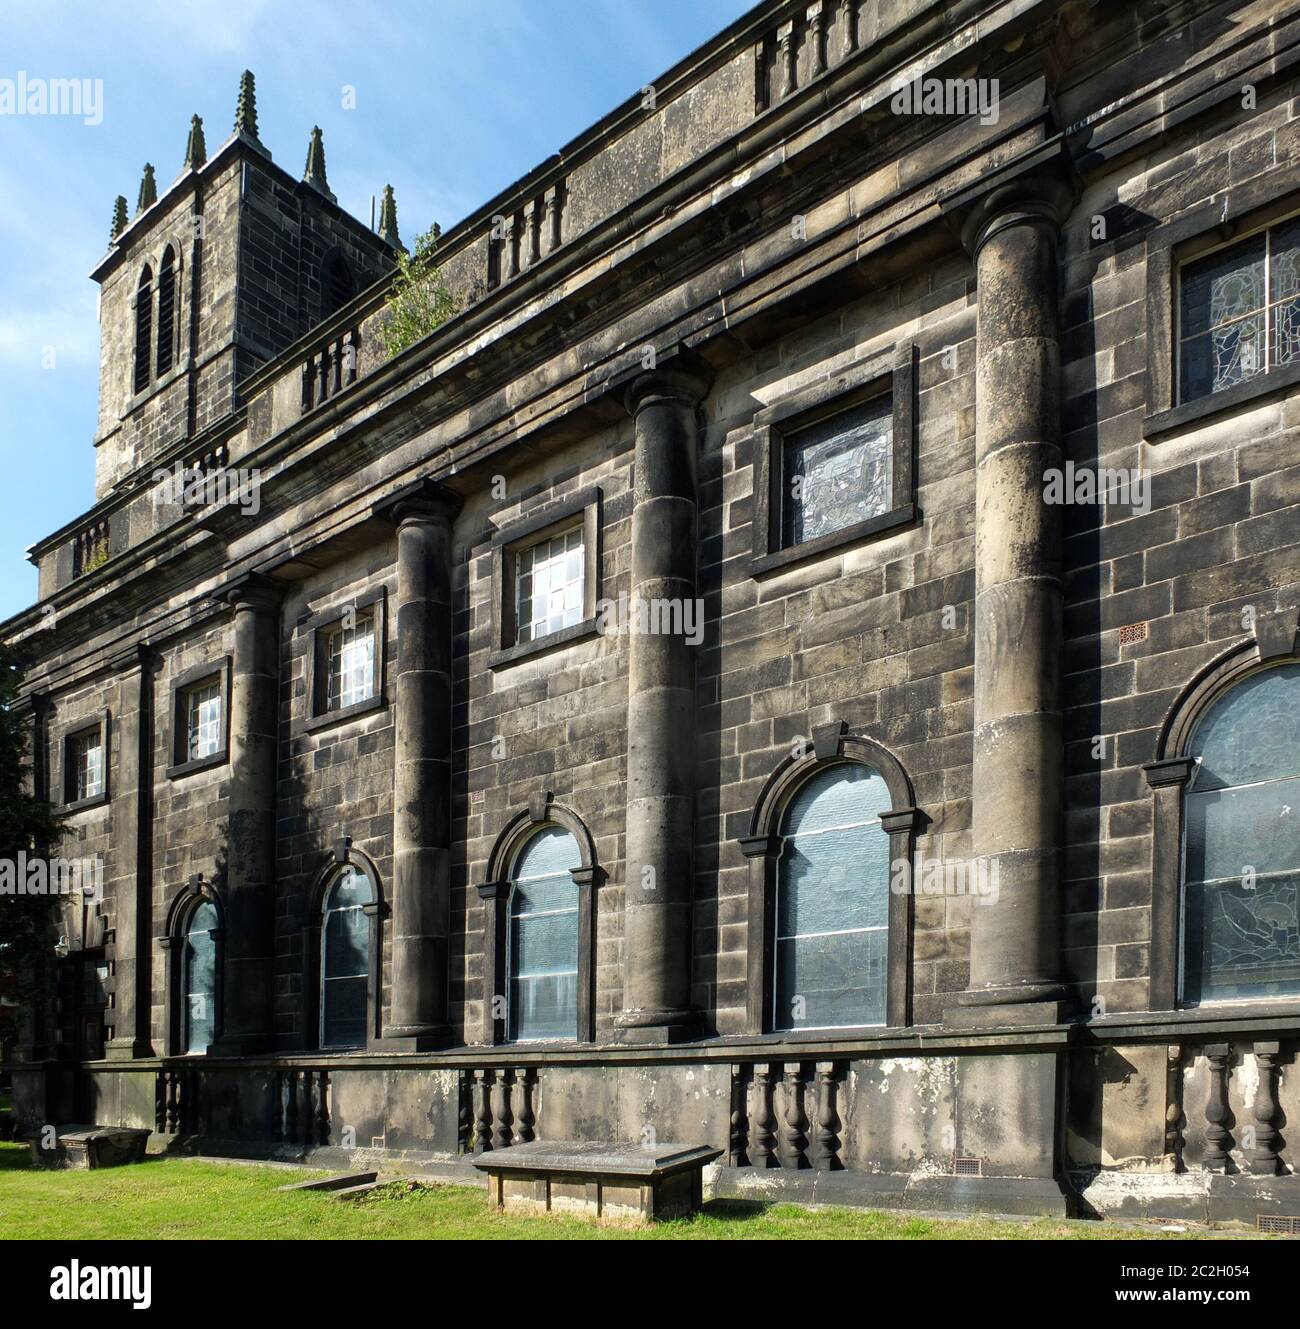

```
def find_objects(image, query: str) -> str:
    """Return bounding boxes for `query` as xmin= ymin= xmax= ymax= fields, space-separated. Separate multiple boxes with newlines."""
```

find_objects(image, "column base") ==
xmin=104 ymin=1038 xmax=154 ymax=1061
xmin=612 ymin=1012 xmax=700 ymax=1045
xmin=380 ymin=1025 xmax=452 ymax=1052
xmin=944 ymin=998 xmax=1071 ymax=1030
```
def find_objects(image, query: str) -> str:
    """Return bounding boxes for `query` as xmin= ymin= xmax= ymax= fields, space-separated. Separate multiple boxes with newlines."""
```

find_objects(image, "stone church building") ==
xmin=7 ymin=0 xmax=1300 ymax=1223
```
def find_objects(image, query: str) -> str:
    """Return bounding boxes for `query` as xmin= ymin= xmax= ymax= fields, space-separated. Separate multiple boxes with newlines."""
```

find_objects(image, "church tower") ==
xmin=89 ymin=72 xmax=398 ymax=501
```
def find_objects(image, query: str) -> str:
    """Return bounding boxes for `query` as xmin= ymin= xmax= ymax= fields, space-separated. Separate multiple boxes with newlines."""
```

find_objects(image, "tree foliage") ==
xmin=0 ymin=643 xmax=63 ymax=1046
xmin=378 ymin=226 xmax=459 ymax=361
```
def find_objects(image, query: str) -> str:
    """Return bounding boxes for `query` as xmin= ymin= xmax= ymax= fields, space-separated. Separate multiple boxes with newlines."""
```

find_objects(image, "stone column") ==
xmin=952 ymin=166 xmax=1074 ymax=1021
xmin=375 ymin=478 xmax=460 ymax=1048
xmin=215 ymin=572 xmax=281 ymax=1052
xmin=615 ymin=352 xmax=712 ymax=1044
xmin=105 ymin=646 xmax=156 ymax=1059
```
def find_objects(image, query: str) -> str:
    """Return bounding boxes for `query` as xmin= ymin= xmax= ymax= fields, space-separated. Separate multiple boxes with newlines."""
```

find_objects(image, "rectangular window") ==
xmin=184 ymin=680 xmax=222 ymax=762
xmin=1179 ymin=217 xmax=1300 ymax=403
xmin=780 ymin=394 xmax=893 ymax=548
xmin=514 ymin=525 xmax=585 ymax=645
xmin=325 ymin=613 xmax=376 ymax=711
xmin=67 ymin=728 xmax=104 ymax=803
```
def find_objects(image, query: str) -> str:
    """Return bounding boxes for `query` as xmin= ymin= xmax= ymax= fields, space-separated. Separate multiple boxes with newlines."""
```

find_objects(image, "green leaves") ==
xmin=378 ymin=227 xmax=458 ymax=361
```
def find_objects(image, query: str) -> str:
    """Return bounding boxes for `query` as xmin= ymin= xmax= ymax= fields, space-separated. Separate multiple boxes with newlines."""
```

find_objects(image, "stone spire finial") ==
xmin=136 ymin=164 xmax=157 ymax=216
xmin=184 ymin=114 xmax=207 ymax=171
xmin=235 ymin=70 xmax=259 ymax=139
xmin=378 ymin=184 xmax=403 ymax=251
xmin=111 ymin=195 xmax=128 ymax=240
xmin=303 ymin=125 xmax=335 ymax=201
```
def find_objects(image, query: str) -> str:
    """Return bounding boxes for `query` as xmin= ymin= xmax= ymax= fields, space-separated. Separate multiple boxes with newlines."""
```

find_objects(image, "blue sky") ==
xmin=0 ymin=0 xmax=753 ymax=621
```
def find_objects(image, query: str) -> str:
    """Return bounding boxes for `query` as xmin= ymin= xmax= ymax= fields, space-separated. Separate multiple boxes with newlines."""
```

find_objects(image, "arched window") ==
xmin=133 ymin=264 xmax=153 ymax=394
xmin=775 ymin=762 xmax=894 ymax=1031
xmin=508 ymin=826 xmax=581 ymax=1041
xmin=1181 ymin=663 xmax=1300 ymax=1005
xmin=321 ymin=250 xmax=354 ymax=318
xmin=183 ymin=900 xmax=218 ymax=1054
xmin=155 ymin=245 xmax=176 ymax=376
xmin=321 ymin=865 xmax=375 ymax=1048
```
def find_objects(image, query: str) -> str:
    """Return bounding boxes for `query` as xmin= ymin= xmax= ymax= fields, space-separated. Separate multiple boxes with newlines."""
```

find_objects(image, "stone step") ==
xmin=276 ymin=1171 xmax=378 ymax=1193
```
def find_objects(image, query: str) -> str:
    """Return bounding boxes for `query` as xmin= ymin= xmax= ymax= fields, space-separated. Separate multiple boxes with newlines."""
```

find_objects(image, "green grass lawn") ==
xmin=0 ymin=1141 xmax=1261 ymax=1240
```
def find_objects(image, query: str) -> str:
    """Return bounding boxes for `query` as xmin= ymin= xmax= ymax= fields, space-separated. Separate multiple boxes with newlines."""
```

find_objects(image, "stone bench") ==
xmin=474 ymin=1141 xmax=722 ymax=1222
xmin=31 ymin=1125 xmax=151 ymax=1170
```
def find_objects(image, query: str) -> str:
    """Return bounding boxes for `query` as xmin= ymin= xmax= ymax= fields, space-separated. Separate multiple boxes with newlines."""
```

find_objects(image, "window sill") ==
xmin=304 ymin=692 xmax=387 ymax=734
xmin=750 ymin=502 xmax=917 ymax=578
xmin=489 ymin=617 xmax=600 ymax=669
xmin=1143 ymin=361 xmax=1300 ymax=440
xmin=166 ymin=751 xmax=228 ymax=781
xmin=62 ymin=792 xmax=109 ymax=815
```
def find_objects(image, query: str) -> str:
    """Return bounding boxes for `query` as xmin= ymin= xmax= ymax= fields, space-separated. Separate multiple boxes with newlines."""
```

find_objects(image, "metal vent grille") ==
xmin=953 ymin=1156 xmax=983 ymax=1177
xmin=1258 ymin=1214 xmax=1300 ymax=1234
xmin=1118 ymin=621 xmax=1148 ymax=645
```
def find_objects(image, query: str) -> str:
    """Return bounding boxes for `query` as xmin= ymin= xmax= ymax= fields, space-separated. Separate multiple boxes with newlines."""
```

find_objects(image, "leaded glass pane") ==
xmin=326 ymin=614 xmax=376 ymax=711
xmin=323 ymin=975 xmax=367 ymax=1048
xmin=1182 ymin=663 xmax=1300 ymax=1005
xmin=324 ymin=907 xmax=370 ymax=978
xmin=69 ymin=729 xmax=104 ymax=802
xmin=781 ymin=395 xmax=892 ymax=547
xmin=325 ymin=865 xmax=375 ymax=911
xmin=184 ymin=926 xmax=216 ymax=1054
xmin=321 ymin=868 xmax=372 ymax=1048
xmin=1186 ymin=778 xmax=1300 ymax=883
xmin=775 ymin=929 xmax=887 ymax=1030
xmin=186 ymin=679 xmax=222 ymax=761
xmin=1189 ymin=664 xmax=1300 ymax=789
xmin=508 ymin=828 xmax=579 ymax=1041
xmin=775 ymin=764 xmax=892 ymax=1031
xmin=1183 ymin=875 xmax=1300 ymax=1003
xmin=515 ymin=527 xmax=585 ymax=645
xmin=1180 ymin=236 xmax=1266 ymax=338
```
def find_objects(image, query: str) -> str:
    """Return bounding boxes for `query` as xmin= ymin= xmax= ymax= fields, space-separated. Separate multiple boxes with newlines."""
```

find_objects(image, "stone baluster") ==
xmin=542 ymin=184 xmax=562 ymax=255
xmin=491 ymin=1071 xmax=514 ymax=1151
xmin=1165 ymin=1044 xmax=1184 ymax=1171
xmin=806 ymin=3 xmax=827 ymax=77
xmin=285 ymin=1069 xmax=299 ymax=1145
xmin=155 ymin=1072 xmax=166 ymax=1134
xmin=1203 ymin=1044 xmax=1232 ymax=1172
xmin=316 ymin=1069 xmax=331 ymax=1147
xmin=813 ymin=1062 xmax=841 ymax=1170
xmin=838 ymin=0 xmax=858 ymax=60
xmin=473 ymin=1069 xmax=492 ymax=1153
xmin=166 ymin=1071 xmax=180 ymax=1135
xmin=782 ymin=1065 xmax=809 ymax=1169
xmin=1249 ymin=1041 xmax=1281 ymax=1176
xmin=513 ymin=1068 xmax=535 ymax=1145
xmin=750 ymin=1064 xmax=778 ymax=1168
xmin=729 ymin=1065 xmax=749 ymax=1166
xmin=776 ymin=21 xmax=797 ymax=99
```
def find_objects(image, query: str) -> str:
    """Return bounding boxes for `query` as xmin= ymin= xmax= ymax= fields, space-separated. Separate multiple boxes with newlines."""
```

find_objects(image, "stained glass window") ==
xmin=515 ymin=527 xmax=585 ymax=644
xmin=184 ymin=901 xmax=217 ymax=1054
xmin=325 ymin=614 xmax=376 ymax=711
xmin=774 ymin=763 xmax=893 ymax=1030
xmin=781 ymin=394 xmax=892 ymax=548
xmin=321 ymin=867 xmax=374 ymax=1048
xmin=184 ymin=679 xmax=222 ymax=762
xmin=1179 ymin=218 xmax=1300 ymax=403
xmin=1182 ymin=663 xmax=1300 ymax=1004
xmin=508 ymin=827 xmax=581 ymax=1041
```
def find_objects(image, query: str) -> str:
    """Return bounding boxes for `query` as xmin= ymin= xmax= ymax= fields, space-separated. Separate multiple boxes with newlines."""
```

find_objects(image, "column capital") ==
xmin=943 ymin=143 xmax=1079 ymax=258
xmin=216 ymin=570 xmax=283 ymax=612
xmin=622 ymin=348 xmax=714 ymax=418
xmin=372 ymin=476 xmax=462 ymax=528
